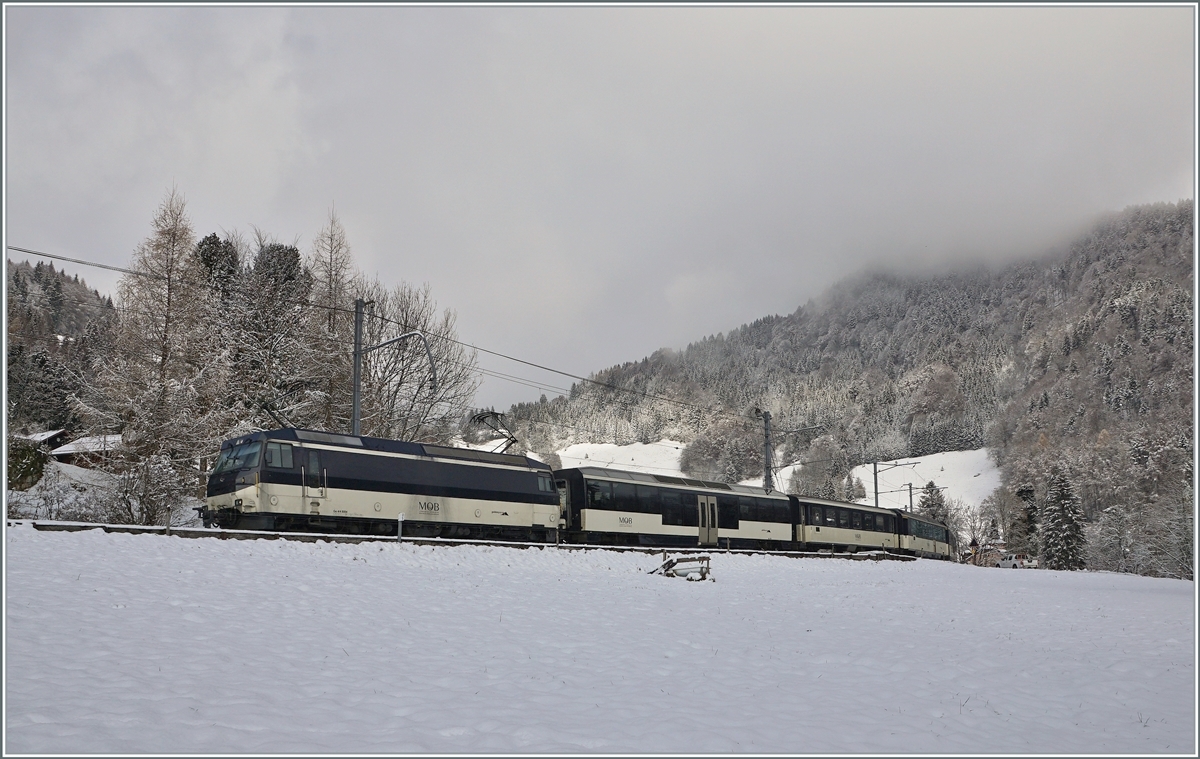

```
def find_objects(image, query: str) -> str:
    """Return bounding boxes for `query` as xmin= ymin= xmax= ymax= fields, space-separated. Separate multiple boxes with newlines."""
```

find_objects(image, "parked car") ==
xmin=997 ymin=553 xmax=1037 ymax=569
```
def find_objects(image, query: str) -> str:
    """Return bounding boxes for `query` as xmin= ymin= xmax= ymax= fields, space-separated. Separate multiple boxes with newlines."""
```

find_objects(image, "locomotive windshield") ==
xmin=213 ymin=441 xmax=262 ymax=474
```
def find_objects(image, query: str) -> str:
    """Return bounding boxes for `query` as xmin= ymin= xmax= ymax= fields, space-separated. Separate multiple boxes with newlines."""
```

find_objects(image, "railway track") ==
xmin=6 ymin=519 xmax=918 ymax=561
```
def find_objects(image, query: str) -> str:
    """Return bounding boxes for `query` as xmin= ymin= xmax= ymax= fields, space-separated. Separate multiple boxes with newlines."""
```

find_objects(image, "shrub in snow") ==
xmin=6 ymin=461 xmax=112 ymax=522
xmin=108 ymin=454 xmax=202 ymax=526
xmin=6 ymin=435 xmax=50 ymax=491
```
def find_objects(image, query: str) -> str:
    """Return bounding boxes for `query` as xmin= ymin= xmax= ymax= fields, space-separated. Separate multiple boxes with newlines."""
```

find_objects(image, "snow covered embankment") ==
xmin=5 ymin=526 xmax=1194 ymax=754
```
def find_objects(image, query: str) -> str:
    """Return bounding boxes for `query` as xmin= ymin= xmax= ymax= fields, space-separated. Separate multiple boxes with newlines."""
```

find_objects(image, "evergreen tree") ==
xmin=6 ymin=345 xmax=78 ymax=432
xmin=1008 ymin=481 xmax=1039 ymax=555
xmin=1040 ymin=468 xmax=1087 ymax=570
xmin=45 ymin=278 xmax=64 ymax=330
xmin=194 ymin=232 xmax=240 ymax=300
xmin=916 ymin=481 xmax=948 ymax=523
xmin=221 ymin=235 xmax=318 ymax=432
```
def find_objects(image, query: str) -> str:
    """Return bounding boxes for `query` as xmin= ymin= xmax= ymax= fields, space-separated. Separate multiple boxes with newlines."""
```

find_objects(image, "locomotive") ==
xmin=200 ymin=428 xmax=953 ymax=559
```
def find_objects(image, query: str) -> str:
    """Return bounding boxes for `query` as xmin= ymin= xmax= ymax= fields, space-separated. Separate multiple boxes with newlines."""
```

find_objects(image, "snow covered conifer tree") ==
xmin=1040 ymin=468 xmax=1087 ymax=571
xmin=222 ymin=234 xmax=318 ymax=432
xmin=194 ymin=233 xmax=240 ymax=300
xmin=916 ymin=481 xmax=948 ymax=523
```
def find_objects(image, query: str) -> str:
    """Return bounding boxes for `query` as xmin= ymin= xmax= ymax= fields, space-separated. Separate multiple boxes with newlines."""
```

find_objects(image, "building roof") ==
xmin=14 ymin=429 xmax=67 ymax=445
xmin=50 ymin=434 xmax=123 ymax=457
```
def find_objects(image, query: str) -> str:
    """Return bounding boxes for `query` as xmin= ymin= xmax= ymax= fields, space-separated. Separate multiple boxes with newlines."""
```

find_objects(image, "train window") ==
xmin=809 ymin=505 xmax=821 ymax=525
xmin=538 ymin=474 xmax=555 ymax=492
xmin=265 ymin=442 xmax=294 ymax=469
xmin=851 ymin=511 xmax=862 ymax=530
xmin=824 ymin=508 xmax=836 ymax=526
xmin=738 ymin=496 xmax=758 ymax=522
xmin=837 ymin=509 xmax=849 ymax=528
xmin=587 ymin=480 xmax=612 ymax=509
xmin=884 ymin=515 xmax=894 ymax=532
xmin=758 ymin=498 xmax=787 ymax=523
xmin=682 ymin=494 xmax=700 ymax=527
xmin=613 ymin=482 xmax=637 ymax=512
xmin=717 ymin=495 xmax=739 ymax=529
xmin=661 ymin=490 xmax=683 ymax=525
xmin=636 ymin=484 xmax=659 ymax=514
xmin=910 ymin=520 xmax=948 ymax=542
xmin=304 ymin=449 xmax=321 ymax=488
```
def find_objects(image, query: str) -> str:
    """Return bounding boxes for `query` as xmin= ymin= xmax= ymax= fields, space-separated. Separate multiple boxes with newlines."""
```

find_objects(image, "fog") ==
xmin=5 ymin=5 xmax=1194 ymax=408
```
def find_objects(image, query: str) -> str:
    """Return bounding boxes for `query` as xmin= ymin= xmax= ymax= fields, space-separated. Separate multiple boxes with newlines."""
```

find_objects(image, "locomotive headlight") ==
xmin=234 ymin=498 xmax=243 ymax=508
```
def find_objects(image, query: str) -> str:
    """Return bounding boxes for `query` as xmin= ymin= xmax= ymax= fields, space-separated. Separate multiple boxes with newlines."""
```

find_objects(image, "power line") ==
xmin=8 ymin=244 xmax=761 ymax=424
xmin=14 ymin=291 xmax=646 ymax=418
xmin=8 ymin=246 xmax=143 ymax=279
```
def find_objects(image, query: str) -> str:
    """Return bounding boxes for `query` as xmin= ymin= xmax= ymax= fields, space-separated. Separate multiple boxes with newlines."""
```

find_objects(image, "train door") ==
xmin=301 ymin=448 xmax=326 ymax=514
xmin=556 ymin=479 xmax=570 ymax=529
xmin=698 ymin=495 xmax=718 ymax=546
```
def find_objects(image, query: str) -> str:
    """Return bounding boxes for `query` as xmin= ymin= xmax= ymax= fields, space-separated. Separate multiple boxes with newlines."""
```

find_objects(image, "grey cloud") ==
xmin=5 ymin=5 xmax=1193 ymax=408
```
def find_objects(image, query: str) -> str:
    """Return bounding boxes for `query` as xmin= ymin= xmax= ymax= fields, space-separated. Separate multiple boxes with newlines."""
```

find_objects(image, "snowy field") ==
xmin=5 ymin=525 xmax=1194 ymax=754
xmin=556 ymin=440 xmax=688 ymax=477
xmin=849 ymin=449 xmax=1003 ymax=511
xmin=555 ymin=441 xmax=1001 ymax=512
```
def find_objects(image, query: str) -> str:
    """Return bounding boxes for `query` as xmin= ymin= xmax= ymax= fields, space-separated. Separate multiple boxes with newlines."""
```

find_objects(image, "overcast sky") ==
xmin=5 ymin=4 xmax=1195 ymax=410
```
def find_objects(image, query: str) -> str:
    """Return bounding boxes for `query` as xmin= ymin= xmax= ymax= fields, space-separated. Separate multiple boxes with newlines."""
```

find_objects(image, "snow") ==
xmin=40 ymin=460 xmax=118 ymax=490
xmin=12 ymin=430 xmax=65 ymax=445
xmin=557 ymin=440 xmax=686 ymax=477
xmin=850 ymin=449 xmax=1002 ymax=511
xmin=5 ymin=525 xmax=1194 ymax=754
xmin=48 ymin=434 xmax=123 ymax=457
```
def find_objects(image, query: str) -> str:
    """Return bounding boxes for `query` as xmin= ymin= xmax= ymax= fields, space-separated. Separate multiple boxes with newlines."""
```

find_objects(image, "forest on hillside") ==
xmin=506 ymin=201 xmax=1193 ymax=578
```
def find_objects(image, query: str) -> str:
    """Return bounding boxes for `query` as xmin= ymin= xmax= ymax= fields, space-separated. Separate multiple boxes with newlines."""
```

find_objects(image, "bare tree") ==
xmin=307 ymin=209 xmax=356 ymax=431
xmin=355 ymin=277 xmax=479 ymax=443
xmin=72 ymin=188 xmax=220 ymax=523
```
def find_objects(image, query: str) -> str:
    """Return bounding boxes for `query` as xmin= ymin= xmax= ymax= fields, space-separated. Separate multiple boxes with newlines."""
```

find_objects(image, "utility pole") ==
xmin=872 ymin=460 xmax=917 ymax=509
xmin=754 ymin=411 xmax=822 ymax=493
xmin=350 ymin=298 xmax=438 ymax=437
xmin=350 ymin=298 xmax=369 ymax=437
xmin=758 ymin=409 xmax=773 ymax=491
xmin=906 ymin=483 xmax=913 ymax=512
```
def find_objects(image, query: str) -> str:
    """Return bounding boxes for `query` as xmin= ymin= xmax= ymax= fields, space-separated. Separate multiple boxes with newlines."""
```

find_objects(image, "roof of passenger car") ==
xmin=561 ymin=466 xmax=786 ymax=497
xmin=220 ymin=428 xmax=549 ymax=470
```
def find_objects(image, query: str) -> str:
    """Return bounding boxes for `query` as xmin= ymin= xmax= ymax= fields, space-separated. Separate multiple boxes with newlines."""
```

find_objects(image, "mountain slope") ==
xmin=6 ymin=259 xmax=115 ymax=434
xmin=508 ymin=201 xmax=1193 ymax=575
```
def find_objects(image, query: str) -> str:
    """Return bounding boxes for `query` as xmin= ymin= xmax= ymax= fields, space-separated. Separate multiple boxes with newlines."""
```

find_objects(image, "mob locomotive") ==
xmin=200 ymin=428 xmax=952 ymax=559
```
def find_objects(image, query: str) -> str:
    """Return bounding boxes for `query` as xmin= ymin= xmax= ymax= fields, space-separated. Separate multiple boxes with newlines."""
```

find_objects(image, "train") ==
xmin=199 ymin=427 xmax=953 ymax=559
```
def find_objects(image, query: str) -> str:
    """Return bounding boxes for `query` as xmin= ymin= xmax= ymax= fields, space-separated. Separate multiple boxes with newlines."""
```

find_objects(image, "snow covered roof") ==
xmin=50 ymin=434 xmax=123 ymax=456
xmin=14 ymin=429 xmax=67 ymax=444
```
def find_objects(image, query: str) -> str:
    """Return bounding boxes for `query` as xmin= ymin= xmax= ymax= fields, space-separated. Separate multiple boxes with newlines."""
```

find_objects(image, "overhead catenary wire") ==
xmin=8 ymin=244 xmax=769 ymax=426
xmin=16 ymin=290 xmax=687 ymax=423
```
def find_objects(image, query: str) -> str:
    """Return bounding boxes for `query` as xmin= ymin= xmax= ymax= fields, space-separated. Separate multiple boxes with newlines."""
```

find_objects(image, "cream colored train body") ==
xmin=202 ymin=430 xmax=953 ymax=558
xmin=202 ymin=429 xmax=561 ymax=540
